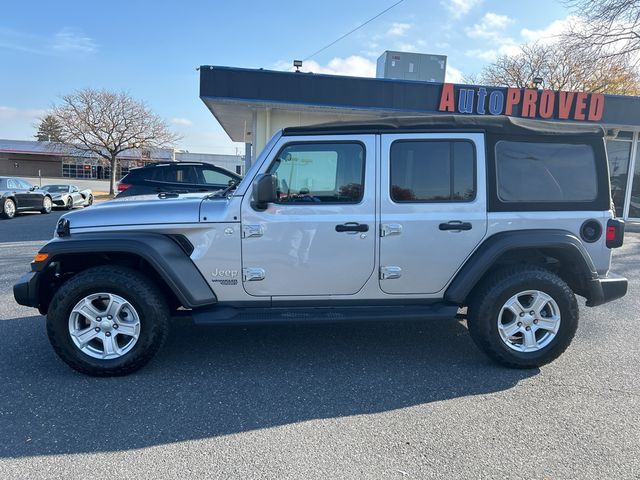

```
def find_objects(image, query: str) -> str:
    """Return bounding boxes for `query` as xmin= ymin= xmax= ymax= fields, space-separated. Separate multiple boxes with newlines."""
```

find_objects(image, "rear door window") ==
xmin=149 ymin=165 xmax=198 ymax=184
xmin=495 ymin=141 xmax=598 ymax=202
xmin=390 ymin=140 xmax=476 ymax=202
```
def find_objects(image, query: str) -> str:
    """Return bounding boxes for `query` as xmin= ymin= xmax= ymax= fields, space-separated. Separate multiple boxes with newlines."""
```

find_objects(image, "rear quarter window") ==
xmin=122 ymin=169 xmax=144 ymax=182
xmin=200 ymin=168 xmax=236 ymax=185
xmin=495 ymin=141 xmax=598 ymax=203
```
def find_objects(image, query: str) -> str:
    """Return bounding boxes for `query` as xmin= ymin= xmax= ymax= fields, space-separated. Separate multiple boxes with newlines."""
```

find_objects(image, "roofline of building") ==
xmin=199 ymin=65 xmax=640 ymax=142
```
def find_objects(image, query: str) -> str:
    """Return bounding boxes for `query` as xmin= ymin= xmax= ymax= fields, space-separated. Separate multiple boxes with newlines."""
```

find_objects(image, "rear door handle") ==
xmin=335 ymin=222 xmax=369 ymax=233
xmin=439 ymin=221 xmax=472 ymax=231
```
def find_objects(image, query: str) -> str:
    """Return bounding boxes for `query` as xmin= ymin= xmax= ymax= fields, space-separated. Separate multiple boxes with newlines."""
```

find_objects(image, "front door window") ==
xmin=268 ymin=143 xmax=365 ymax=204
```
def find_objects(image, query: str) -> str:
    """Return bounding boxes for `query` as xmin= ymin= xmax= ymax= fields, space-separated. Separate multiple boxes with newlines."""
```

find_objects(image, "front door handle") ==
xmin=439 ymin=221 xmax=472 ymax=231
xmin=335 ymin=222 xmax=369 ymax=233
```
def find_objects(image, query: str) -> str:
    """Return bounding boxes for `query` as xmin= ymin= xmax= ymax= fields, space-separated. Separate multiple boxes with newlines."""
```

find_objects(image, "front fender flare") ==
xmin=35 ymin=232 xmax=217 ymax=308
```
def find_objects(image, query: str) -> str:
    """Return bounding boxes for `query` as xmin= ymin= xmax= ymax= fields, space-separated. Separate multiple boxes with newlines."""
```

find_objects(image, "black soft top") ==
xmin=283 ymin=115 xmax=606 ymax=137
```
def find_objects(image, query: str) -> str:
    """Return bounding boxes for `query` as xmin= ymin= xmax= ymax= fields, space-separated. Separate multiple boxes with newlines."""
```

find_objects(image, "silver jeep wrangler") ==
xmin=14 ymin=116 xmax=628 ymax=376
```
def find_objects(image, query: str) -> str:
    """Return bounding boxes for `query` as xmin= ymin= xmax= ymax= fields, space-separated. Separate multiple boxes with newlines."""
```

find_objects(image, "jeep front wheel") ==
xmin=467 ymin=266 xmax=578 ymax=368
xmin=46 ymin=265 xmax=169 ymax=376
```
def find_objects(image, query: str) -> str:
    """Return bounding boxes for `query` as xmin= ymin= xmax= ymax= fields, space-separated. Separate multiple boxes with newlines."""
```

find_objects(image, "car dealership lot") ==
xmin=0 ymin=213 xmax=638 ymax=479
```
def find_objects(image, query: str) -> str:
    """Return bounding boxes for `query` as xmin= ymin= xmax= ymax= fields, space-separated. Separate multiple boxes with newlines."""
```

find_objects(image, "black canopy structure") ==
xmin=283 ymin=115 xmax=606 ymax=137
xmin=199 ymin=65 xmax=640 ymax=220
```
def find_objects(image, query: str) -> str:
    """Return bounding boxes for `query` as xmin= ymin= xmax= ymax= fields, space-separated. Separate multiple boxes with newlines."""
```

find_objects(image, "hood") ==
xmin=64 ymin=195 xmax=206 ymax=230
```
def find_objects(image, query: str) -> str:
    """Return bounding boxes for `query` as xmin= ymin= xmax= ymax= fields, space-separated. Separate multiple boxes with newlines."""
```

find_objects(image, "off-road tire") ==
xmin=47 ymin=265 xmax=170 ymax=376
xmin=467 ymin=265 xmax=578 ymax=368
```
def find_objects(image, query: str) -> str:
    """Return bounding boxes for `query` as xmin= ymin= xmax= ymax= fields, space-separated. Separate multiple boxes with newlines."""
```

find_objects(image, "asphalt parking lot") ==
xmin=0 ymin=212 xmax=638 ymax=479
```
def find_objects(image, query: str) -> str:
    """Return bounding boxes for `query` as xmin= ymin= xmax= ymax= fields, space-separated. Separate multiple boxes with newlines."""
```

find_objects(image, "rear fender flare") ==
xmin=444 ymin=229 xmax=598 ymax=305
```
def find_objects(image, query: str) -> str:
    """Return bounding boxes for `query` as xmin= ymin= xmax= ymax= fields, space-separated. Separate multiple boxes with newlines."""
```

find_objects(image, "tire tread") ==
xmin=467 ymin=265 xmax=578 ymax=368
xmin=47 ymin=265 xmax=169 ymax=376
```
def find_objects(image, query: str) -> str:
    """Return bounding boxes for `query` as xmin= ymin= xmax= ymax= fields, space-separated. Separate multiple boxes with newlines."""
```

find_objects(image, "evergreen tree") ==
xmin=35 ymin=115 xmax=64 ymax=142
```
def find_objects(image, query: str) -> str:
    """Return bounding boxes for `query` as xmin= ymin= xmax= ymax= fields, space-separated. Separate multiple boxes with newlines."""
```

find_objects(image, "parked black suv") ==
xmin=117 ymin=162 xmax=241 ymax=197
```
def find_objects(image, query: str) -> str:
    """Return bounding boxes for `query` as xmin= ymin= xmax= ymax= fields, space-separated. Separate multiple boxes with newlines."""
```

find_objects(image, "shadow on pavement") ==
xmin=0 ymin=315 xmax=537 ymax=458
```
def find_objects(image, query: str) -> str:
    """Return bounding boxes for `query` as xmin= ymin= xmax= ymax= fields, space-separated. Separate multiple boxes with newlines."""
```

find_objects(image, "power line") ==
xmin=303 ymin=0 xmax=405 ymax=62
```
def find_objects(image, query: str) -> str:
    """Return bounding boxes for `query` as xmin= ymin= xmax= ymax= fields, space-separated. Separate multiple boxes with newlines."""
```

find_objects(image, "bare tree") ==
xmin=52 ymin=89 xmax=180 ymax=196
xmin=475 ymin=41 xmax=640 ymax=94
xmin=564 ymin=0 xmax=640 ymax=58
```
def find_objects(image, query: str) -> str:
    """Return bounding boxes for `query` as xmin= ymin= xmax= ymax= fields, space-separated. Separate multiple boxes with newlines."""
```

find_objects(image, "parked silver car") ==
xmin=41 ymin=184 xmax=93 ymax=209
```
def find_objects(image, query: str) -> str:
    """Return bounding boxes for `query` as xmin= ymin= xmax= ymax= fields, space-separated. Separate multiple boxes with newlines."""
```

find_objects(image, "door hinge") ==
xmin=242 ymin=224 xmax=264 ymax=238
xmin=380 ymin=266 xmax=402 ymax=280
xmin=243 ymin=267 xmax=265 ymax=282
xmin=380 ymin=223 xmax=403 ymax=237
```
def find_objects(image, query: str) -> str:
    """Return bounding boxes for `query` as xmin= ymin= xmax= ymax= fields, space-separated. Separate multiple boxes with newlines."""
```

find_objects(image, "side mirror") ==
xmin=251 ymin=174 xmax=277 ymax=211
xmin=29 ymin=186 xmax=38 ymax=191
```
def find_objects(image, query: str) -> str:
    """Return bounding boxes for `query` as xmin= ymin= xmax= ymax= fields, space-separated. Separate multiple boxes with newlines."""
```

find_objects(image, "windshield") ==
xmin=42 ymin=185 xmax=69 ymax=193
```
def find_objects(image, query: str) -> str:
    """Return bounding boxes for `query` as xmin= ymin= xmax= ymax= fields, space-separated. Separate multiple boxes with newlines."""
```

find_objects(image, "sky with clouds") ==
xmin=1 ymin=0 xmax=577 ymax=154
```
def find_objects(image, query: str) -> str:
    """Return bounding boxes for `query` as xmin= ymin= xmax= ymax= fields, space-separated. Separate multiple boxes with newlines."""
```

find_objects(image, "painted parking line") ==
xmin=0 ymin=241 xmax=48 ymax=248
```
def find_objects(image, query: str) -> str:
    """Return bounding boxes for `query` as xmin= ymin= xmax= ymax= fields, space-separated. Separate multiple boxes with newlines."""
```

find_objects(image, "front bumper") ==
xmin=51 ymin=198 xmax=66 ymax=206
xmin=13 ymin=271 xmax=40 ymax=309
xmin=586 ymin=273 xmax=628 ymax=307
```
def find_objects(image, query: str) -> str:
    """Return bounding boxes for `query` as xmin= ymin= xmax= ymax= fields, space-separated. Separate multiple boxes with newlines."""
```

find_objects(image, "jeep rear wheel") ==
xmin=467 ymin=266 xmax=578 ymax=368
xmin=46 ymin=265 xmax=169 ymax=376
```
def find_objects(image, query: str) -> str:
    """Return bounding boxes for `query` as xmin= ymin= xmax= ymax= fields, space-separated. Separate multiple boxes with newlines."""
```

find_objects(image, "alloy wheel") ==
xmin=4 ymin=199 xmax=15 ymax=218
xmin=497 ymin=290 xmax=561 ymax=352
xmin=68 ymin=292 xmax=141 ymax=360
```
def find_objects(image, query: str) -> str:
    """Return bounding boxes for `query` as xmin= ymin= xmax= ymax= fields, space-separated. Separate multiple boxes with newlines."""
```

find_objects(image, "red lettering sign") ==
xmin=437 ymin=84 xmax=605 ymax=122
xmin=574 ymin=92 xmax=588 ymax=120
xmin=558 ymin=92 xmax=575 ymax=119
xmin=438 ymin=83 xmax=455 ymax=112
xmin=588 ymin=93 xmax=605 ymax=121
xmin=522 ymin=89 xmax=538 ymax=117
xmin=538 ymin=90 xmax=555 ymax=119
xmin=505 ymin=88 xmax=521 ymax=115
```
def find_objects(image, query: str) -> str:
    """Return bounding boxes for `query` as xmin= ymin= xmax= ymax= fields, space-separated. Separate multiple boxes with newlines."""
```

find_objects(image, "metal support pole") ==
xmin=244 ymin=143 xmax=252 ymax=175
xmin=623 ymin=131 xmax=638 ymax=220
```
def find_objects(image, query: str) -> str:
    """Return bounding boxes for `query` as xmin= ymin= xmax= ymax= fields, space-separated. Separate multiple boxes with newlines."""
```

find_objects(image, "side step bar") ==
xmin=191 ymin=303 xmax=459 ymax=326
